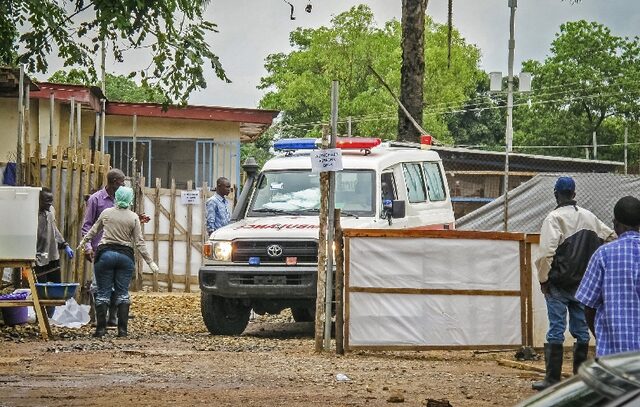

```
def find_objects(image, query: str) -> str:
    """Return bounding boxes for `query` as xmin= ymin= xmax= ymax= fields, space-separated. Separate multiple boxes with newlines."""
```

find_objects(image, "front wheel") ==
xmin=201 ymin=293 xmax=250 ymax=335
xmin=291 ymin=306 xmax=315 ymax=322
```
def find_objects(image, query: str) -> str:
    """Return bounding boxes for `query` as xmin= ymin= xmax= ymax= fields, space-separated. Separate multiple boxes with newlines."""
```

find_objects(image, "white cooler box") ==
xmin=0 ymin=187 xmax=41 ymax=261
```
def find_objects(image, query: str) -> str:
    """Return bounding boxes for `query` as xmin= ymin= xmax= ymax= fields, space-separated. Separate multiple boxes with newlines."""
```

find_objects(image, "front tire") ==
xmin=291 ymin=306 xmax=315 ymax=322
xmin=201 ymin=293 xmax=250 ymax=335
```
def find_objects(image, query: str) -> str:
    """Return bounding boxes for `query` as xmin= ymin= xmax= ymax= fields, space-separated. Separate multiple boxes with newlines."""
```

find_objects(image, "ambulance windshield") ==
xmin=248 ymin=170 xmax=375 ymax=217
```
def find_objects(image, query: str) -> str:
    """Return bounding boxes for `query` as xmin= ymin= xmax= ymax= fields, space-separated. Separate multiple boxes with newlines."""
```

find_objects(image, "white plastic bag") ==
xmin=49 ymin=298 xmax=91 ymax=328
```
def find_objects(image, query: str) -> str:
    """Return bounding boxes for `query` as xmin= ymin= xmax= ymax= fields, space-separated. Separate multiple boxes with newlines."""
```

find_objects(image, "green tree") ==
xmin=49 ymin=69 xmax=165 ymax=103
xmin=515 ymin=20 xmax=640 ymax=159
xmin=258 ymin=5 xmax=481 ymax=144
xmin=445 ymin=76 xmax=506 ymax=148
xmin=1 ymin=0 xmax=229 ymax=104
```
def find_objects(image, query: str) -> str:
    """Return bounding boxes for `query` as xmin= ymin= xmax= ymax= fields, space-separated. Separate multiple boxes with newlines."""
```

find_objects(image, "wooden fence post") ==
xmin=334 ymin=209 xmax=344 ymax=355
xmin=45 ymin=145 xmax=53 ymax=188
xmin=133 ymin=176 xmax=145 ymax=291
xmin=69 ymin=148 xmax=81 ymax=287
xmin=33 ymin=142 xmax=41 ymax=186
xmin=24 ymin=142 xmax=31 ymax=185
xmin=168 ymin=179 xmax=176 ymax=292
xmin=152 ymin=178 xmax=161 ymax=292
xmin=55 ymin=146 xmax=64 ymax=230
xmin=185 ymin=180 xmax=193 ymax=293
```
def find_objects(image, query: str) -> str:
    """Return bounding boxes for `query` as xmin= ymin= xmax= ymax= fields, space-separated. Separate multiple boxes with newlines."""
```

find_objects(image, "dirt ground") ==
xmin=0 ymin=292 xmax=550 ymax=407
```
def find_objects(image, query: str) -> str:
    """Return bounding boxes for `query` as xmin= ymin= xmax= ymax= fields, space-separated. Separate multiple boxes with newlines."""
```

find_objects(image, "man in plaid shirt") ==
xmin=576 ymin=196 xmax=640 ymax=357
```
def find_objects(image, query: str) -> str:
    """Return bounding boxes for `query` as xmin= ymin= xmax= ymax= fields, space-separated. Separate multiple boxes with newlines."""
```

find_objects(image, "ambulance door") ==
xmin=400 ymin=162 xmax=429 ymax=227
xmin=379 ymin=168 xmax=408 ymax=229
xmin=422 ymin=161 xmax=455 ymax=226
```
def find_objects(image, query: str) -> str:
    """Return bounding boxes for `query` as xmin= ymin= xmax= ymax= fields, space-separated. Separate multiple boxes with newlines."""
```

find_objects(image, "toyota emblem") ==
xmin=266 ymin=244 xmax=283 ymax=258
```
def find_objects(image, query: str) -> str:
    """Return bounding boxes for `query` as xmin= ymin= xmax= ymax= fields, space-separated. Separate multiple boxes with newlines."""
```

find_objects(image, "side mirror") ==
xmin=392 ymin=200 xmax=405 ymax=219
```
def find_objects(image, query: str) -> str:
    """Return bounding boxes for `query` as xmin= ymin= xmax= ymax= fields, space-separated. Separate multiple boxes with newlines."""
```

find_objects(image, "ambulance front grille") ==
xmin=232 ymin=240 xmax=318 ymax=264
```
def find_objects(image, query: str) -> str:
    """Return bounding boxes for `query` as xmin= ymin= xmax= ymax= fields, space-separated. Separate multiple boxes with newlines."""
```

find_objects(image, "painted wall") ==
xmin=0 ymin=97 xmax=42 ymax=161
xmin=103 ymin=115 xmax=240 ymax=141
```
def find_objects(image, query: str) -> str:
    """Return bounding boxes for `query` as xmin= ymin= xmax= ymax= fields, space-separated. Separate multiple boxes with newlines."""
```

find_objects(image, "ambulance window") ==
xmin=423 ymin=162 xmax=446 ymax=201
xmin=380 ymin=172 xmax=396 ymax=201
xmin=402 ymin=163 xmax=427 ymax=203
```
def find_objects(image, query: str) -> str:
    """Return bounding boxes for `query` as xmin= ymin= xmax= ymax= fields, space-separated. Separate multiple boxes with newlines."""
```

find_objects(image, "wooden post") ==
xmin=132 ymin=114 xmax=137 ymax=206
xmin=45 ymin=145 xmax=53 ymax=188
xmin=64 ymin=148 xmax=74 ymax=282
xmin=152 ymin=178 xmax=161 ymax=292
xmin=101 ymin=153 xmax=110 ymax=185
xmin=168 ymin=179 xmax=176 ymax=292
xmin=314 ymin=126 xmax=330 ymax=352
xmin=134 ymin=176 xmax=145 ymax=291
xmin=55 ymin=145 xmax=64 ymax=230
xmin=24 ymin=73 xmax=31 ymax=185
xmin=70 ymin=149 xmax=81 ymax=286
xmin=77 ymin=149 xmax=91 ymax=300
xmin=100 ymin=99 xmax=106 ymax=152
xmin=324 ymin=81 xmax=339 ymax=349
xmin=16 ymin=65 xmax=24 ymax=186
xmin=334 ymin=209 xmax=344 ymax=355
xmin=201 ymin=180 xmax=209 ymax=250
xmin=24 ymin=142 xmax=31 ymax=186
xmin=49 ymin=92 xmax=55 ymax=145
xmin=33 ymin=142 xmax=41 ymax=186
xmin=69 ymin=97 xmax=75 ymax=146
xmin=76 ymin=102 xmax=82 ymax=148
xmin=185 ymin=180 xmax=193 ymax=292
xmin=92 ymin=150 xmax=102 ymax=192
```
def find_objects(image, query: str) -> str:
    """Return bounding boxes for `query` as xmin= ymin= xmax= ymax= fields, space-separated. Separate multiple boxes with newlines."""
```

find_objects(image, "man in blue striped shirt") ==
xmin=206 ymin=177 xmax=231 ymax=236
xmin=576 ymin=196 xmax=640 ymax=357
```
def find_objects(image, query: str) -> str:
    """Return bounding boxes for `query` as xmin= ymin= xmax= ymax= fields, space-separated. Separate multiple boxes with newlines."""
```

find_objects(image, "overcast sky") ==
xmin=44 ymin=1 xmax=640 ymax=108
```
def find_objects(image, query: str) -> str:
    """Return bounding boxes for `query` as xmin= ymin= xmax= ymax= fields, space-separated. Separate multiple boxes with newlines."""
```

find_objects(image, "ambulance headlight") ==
xmin=213 ymin=241 xmax=233 ymax=261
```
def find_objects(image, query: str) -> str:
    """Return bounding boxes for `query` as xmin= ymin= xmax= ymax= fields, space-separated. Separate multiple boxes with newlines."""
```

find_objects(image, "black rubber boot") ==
xmin=107 ymin=292 xmax=118 ymax=327
xmin=117 ymin=303 xmax=130 ymax=337
xmin=93 ymin=304 xmax=108 ymax=338
xmin=573 ymin=342 xmax=589 ymax=374
xmin=532 ymin=343 xmax=564 ymax=391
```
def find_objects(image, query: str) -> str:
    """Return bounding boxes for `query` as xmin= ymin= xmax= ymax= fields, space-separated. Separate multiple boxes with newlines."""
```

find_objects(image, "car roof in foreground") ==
xmin=515 ymin=351 xmax=640 ymax=407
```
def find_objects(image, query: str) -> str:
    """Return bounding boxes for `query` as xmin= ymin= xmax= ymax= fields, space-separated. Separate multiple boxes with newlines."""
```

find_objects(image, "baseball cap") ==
xmin=554 ymin=176 xmax=575 ymax=192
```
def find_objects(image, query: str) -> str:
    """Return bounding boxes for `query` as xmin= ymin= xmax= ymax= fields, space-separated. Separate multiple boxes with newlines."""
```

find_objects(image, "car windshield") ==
xmin=248 ymin=170 xmax=375 ymax=217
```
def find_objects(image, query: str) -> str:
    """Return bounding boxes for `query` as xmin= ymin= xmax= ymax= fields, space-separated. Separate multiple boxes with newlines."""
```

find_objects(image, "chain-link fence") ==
xmin=436 ymin=144 xmax=640 ymax=233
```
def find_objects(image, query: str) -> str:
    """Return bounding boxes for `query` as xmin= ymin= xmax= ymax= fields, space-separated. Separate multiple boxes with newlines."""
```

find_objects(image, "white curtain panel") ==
xmin=347 ymin=236 xmax=523 ymax=347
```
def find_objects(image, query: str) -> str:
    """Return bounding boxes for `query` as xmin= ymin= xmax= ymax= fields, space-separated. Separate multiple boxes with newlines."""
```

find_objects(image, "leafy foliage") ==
xmin=445 ymin=76 xmax=506 ymax=148
xmin=240 ymin=129 xmax=275 ymax=170
xmin=49 ymin=69 xmax=165 ymax=103
xmin=1 ymin=0 xmax=229 ymax=104
xmin=258 ymin=5 xmax=482 ymax=144
xmin=515 ymin=20 xmax=640 ymax=159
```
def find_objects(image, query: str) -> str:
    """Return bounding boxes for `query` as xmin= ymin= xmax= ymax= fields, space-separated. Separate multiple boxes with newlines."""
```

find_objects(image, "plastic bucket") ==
xmin=1 ymin=306 xmax=28 ymax=326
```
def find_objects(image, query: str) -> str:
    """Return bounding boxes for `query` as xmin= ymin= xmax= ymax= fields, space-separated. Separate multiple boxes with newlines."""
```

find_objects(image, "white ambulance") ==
xmin=199 ymin=136 xmax=455 ymax=335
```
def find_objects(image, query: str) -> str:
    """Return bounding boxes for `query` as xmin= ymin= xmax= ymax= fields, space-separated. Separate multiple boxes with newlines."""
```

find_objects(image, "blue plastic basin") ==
xmin=35 ymin=283 xmax=79 ymax=300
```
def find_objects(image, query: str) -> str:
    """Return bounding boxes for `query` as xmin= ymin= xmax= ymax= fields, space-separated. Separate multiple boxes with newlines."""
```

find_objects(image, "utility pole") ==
xmin=503 ymin=0 xmax=517 ymax=232
xmin=323 ymin=81 xmax=338 ymax=349
xmin=16 ymin=65 xmax=24 ymax=186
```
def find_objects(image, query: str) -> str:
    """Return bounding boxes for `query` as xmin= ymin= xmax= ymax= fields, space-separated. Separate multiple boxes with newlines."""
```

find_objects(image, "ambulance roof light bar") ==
xmin=273 ymin=138 xmax=318 ymax=151
xmin=335 ymin=137 xmax=381 ymax=150
xmin=274 ymin=137 xmax=382 ymax=153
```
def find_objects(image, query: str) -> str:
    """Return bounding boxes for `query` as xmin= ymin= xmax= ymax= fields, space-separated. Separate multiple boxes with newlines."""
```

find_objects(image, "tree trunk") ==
xmin=398 ymin=0 xmax=428 ymax=142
